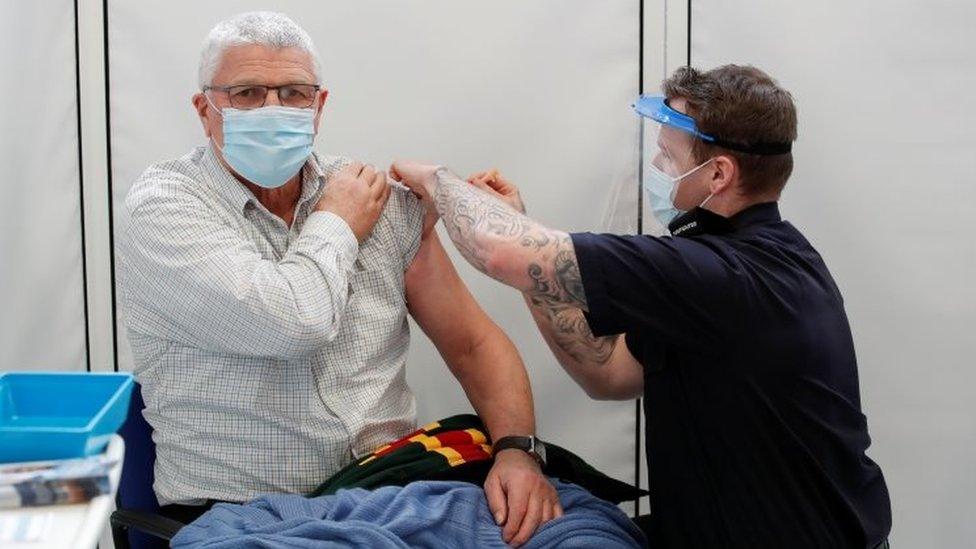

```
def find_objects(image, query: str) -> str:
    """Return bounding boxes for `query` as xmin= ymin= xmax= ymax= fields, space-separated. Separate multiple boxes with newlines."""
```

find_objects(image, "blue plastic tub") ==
xmin=0 ymin=372 xmax=134 ymax=463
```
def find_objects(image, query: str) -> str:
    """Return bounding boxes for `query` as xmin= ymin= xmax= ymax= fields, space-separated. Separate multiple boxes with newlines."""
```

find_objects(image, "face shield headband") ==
xmin=632 ymin=95 xmax=792 ymax=156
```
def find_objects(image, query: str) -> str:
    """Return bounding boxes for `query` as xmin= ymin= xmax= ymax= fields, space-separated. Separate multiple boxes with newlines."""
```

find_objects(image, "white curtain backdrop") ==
xmin=4 ymin=1 xmax=973 ymax=545
xmin=106 ymin=0 xmax=642 ymax=493
xmin=0 ymin=0 xmax=87 ymax=373
xmin=691 ymin=1 xmax=976 ymax=545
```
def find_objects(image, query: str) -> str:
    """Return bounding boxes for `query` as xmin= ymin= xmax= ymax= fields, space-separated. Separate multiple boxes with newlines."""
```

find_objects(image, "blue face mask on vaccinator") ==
xmin=643 ymin=158 xmax=713 ymax=226
xmin=212 ymin=105 xmax=316 ymax=189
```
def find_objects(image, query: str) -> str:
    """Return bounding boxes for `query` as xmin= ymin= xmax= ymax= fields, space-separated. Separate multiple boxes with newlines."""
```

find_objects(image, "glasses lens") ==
xmin=228 ymin=86 xmax=267 ymax=109
xmin=279 ymin=85 xmax=317 ymax=108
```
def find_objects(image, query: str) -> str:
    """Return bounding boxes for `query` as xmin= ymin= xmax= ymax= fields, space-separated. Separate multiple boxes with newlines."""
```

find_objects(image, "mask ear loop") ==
xmin=670 ymin=157 xmax=715 ymax=205
xmin=203 ymin=91 xmax=226 ymax=154
xmin=694 ymin=157 xmax=722 ymax=210
xmin=675 ymin=157 xmax=713 ymax=180
xmin=699 ymin=192 xmax=716 ymax=209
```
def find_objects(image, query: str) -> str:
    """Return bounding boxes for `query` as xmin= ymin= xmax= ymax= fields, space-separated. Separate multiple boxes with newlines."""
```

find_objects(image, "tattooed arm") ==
xmin=522 ymin=293 xmax=643 ymax=400
xmin=428 ymin=166 xmax=586 ymax=305
xmin=390 ymin=161 xmax=643 ymax=399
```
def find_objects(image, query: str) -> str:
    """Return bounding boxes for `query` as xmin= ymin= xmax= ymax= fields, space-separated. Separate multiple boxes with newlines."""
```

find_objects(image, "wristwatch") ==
xmin=493 ymin=435 xmax=547 ymax=467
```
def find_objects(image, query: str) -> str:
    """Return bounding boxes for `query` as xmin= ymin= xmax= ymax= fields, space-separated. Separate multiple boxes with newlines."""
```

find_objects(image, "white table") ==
xmin=0 ymin=435 xmax=124 ymax=549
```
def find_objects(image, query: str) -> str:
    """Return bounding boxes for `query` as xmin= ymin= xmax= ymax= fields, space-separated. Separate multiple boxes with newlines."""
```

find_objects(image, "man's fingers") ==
xmin=390 ymin=160 xmax=415 ymax=183
xmin=483 ymin=175 xmax=510 ymax=194
xmin=339 ymin=161 xmax=364 ymax=178
xmin=544 ymin=498 xmax=563 ymax=524
xmin=511 ymin=493 xmax=543 ymax=547
xmin=360 ymin=164 xmax=377 ymax=185
xmin=553 ymin=500 xmax=564 ymax=519
xmin=468 ymin=177 xmax=494 ymax=194
xmin=376 ymin=176 xmax=392 ymax=205
xmin=502 ymin=484 xmax=529 ymax=543
xmin=467 ymin=170 xmax=492 ymax=183
xmin=541 ymin=504 xmax=553 ymax=525
xmin=484 ymin=476 xmax=507 ymax=526
xmin=470 ymin=169 xmax=512 ymax=195
xmin=371 ymin=171 xmax=386 ymax=195
xmin=468 ymin=175 xmax=511 ymax=202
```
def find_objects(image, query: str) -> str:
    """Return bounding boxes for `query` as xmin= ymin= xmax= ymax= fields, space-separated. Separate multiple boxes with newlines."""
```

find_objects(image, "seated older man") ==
xmin=119 ymin=11 xmax=558 ymax=546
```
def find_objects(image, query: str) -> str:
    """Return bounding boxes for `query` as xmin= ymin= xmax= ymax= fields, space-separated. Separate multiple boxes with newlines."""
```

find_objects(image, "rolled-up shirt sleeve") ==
xmin=390 ymin=189 xmax=427 ymax=271
xmin=121 ymin=179 xmax=359 ymax=360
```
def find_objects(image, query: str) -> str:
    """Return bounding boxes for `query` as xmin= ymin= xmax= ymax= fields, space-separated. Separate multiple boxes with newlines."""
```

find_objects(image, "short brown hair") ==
xmin=662 ymin=64 xmax=798 ymax=197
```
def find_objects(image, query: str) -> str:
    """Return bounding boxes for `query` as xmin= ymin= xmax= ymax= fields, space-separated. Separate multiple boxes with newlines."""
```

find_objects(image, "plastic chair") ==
xmin=109 ymin=383 xmax=184 ymax=549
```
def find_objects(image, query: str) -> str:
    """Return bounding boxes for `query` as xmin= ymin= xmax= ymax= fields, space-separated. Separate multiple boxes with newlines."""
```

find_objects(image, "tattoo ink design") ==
xmin=431 ymin=170 xmax=615 ymax=367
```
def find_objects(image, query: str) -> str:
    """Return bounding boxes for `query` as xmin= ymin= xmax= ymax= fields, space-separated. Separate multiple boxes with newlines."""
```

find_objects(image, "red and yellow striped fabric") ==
xmin=363 ymin=421 xmax=492 ymax=467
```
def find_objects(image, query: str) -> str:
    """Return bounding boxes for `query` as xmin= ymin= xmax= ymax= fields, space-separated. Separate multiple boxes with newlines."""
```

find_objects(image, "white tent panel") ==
xmin=0 ymin=1 xmax=87 ymax=373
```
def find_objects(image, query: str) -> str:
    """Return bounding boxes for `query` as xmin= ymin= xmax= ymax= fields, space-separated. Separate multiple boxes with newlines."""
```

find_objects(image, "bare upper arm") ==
xmin=405 ymin=229 xmax=498 ymax=363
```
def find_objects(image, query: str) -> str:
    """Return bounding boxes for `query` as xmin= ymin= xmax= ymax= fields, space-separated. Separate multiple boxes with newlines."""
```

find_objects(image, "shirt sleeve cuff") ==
xmin=302 ymin=211 xmax=360 ymax=269
xmin=570 ymin=232 xmax=624 ymax=337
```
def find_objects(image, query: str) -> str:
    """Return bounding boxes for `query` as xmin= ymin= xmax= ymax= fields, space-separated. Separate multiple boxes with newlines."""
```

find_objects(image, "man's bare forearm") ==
xmin=524 ymin=294 xmax=640 ymax=400
xmin=450 ymin=328 xmax=535 ymax=440
xmin=524 ymin=293 xmax=616 ymax=369
xmin=431 ymin=169 xmax=587 ymax=310
xmin=429 ymin=168 xmax=620 ymax=372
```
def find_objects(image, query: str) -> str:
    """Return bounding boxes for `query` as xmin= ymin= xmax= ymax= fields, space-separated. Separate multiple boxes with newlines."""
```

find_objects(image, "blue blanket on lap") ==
xmin=170 ymin=480 xmax=645 ymax=548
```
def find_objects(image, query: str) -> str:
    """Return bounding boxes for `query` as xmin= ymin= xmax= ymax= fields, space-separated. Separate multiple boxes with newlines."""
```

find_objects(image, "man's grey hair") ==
xmin=198 ymin=11 xmax=322 ymax=89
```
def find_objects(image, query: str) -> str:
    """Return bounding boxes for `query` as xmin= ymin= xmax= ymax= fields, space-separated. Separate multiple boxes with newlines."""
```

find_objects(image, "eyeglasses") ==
xmin=203 ymin=84 xmax=321 ymax=110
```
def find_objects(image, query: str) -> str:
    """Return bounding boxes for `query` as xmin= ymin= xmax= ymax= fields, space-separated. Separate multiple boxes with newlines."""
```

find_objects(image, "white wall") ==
xmin=105 ymin=0 xmax=642 ymax=496
xmin=690 ymin=1 xmax=976 ymax=545
xmin=0 ymin=0 xmax=88 ymax=373
xmin=5 ymin=1 xmax=968 ymax=546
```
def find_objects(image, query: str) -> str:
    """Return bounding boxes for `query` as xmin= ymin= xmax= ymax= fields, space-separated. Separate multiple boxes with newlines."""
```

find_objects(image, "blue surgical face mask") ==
xmin=643 ymin=158 xmax=713 ymax=226
xmin=211 ymin=103 xmax=316 ymax=189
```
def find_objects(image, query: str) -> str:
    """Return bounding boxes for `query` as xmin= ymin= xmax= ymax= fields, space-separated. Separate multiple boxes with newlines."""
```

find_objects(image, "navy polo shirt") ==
xmin=571 ymin=203 xmax=890 ymax=548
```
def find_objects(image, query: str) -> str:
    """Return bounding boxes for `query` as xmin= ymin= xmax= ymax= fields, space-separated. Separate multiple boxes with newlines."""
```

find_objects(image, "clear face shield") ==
xmin=636 ymin=95 xmax=717 ymax=229
xmin=598 ymin=97 xmax=709 ymax=234
xmin=635 ymin=95 xmax=795 ymax=232
xmin=599 ymin=121 xmax=644 ymax=235
xmin=603 ymin=95 xmax=793 ymax=234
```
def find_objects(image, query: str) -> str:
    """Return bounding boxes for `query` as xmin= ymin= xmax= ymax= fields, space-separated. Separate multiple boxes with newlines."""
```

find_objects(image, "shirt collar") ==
xmin=669 ymin=201 xmax=781 ymax=237
xmin=201 ymin=145 xmax=252 ymax=213
xmin=201 ymin=144 xmax=325 ymax=214
xmin=728 ymin=201 xmax=781 ymax=230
